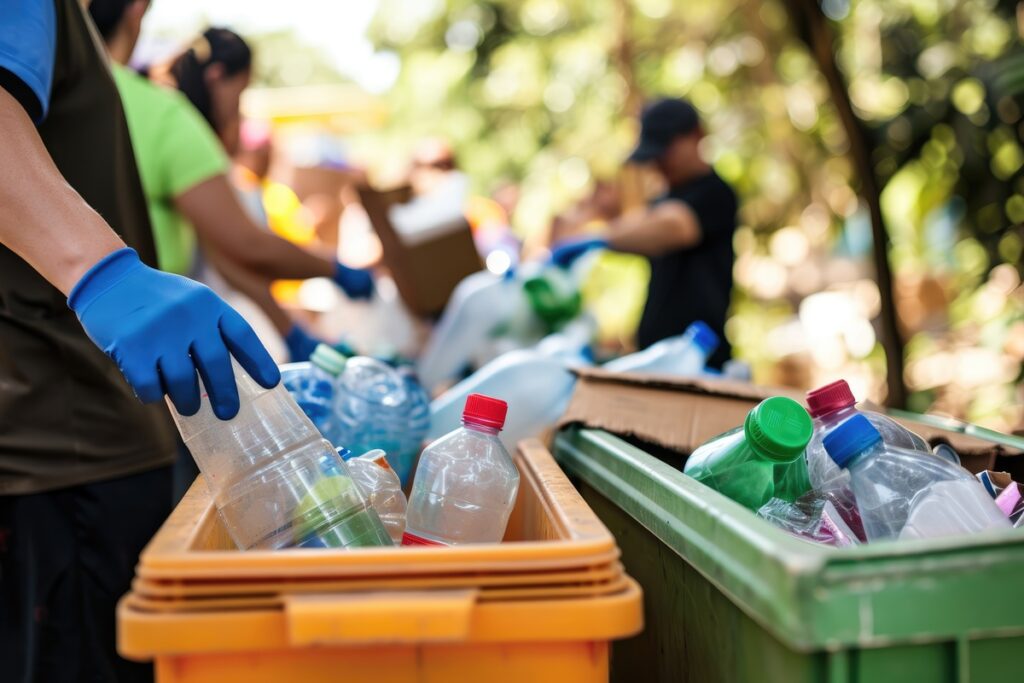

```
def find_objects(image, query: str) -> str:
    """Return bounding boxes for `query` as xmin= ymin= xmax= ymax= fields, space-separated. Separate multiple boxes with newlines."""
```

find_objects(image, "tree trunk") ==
xmin=783 ymin=0 xmax=908 ymax=407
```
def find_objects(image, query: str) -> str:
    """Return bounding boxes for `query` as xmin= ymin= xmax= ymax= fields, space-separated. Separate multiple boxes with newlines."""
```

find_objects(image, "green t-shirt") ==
xmin=112 ymin=64 xmax=229 ymax=275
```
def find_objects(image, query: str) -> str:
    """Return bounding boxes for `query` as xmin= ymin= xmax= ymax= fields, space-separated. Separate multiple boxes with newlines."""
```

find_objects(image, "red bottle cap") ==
xmin=463 ymin=393 xmax=508 ymax=430
xmin=805 ymin=379 xmax=856 ymax=419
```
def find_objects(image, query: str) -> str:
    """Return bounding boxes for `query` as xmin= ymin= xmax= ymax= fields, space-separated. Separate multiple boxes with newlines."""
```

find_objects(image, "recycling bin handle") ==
xmin=283 ymin=589 xmax=478 ymax=646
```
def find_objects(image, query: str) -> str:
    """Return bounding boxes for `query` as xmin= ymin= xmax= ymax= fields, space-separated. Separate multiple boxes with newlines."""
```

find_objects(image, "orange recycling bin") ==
xmin=118 ymin=440 xmax=643 ymax=682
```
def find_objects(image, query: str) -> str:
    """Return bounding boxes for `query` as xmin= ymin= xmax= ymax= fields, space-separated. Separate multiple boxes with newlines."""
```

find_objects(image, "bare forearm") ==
xmin=606 ymin=202 xmax=700 ymax=257
xmin=176 ymin=174 xmax=335 ymax=281
xmin=0 ymin=89 xmax=125 ymax=294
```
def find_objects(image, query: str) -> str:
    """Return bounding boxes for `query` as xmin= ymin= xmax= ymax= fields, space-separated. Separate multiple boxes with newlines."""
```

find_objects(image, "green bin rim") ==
xmin=555 ymin=427 xmax=1024 ymax=652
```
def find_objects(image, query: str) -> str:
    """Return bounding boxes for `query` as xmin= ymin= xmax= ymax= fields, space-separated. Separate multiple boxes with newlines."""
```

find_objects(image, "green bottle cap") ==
xmin=522 ymin=270 xmax=582 ymax=329
xmin=743 ymin=396 xmax=813 ymax=462
xmin=310 ymin=343 xmax=348 ymax=376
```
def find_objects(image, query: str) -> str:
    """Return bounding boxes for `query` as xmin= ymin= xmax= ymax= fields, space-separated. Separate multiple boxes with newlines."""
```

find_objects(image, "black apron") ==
xmin=0 ymin=0 xmax=175 ymax=495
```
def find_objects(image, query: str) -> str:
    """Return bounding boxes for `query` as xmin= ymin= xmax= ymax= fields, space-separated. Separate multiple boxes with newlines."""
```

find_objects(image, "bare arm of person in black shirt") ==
xmin=0 ymin=88 xmax=125 ymax=294
xmin=605 ymin=200 xmax=702 ymax=257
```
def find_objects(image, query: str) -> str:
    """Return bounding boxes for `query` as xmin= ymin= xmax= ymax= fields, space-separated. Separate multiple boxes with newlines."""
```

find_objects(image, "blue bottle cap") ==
xmin=685 ymin=321 xmax=719 ymax=355
xmin=823 ymin=414 xmax=882 ymax=468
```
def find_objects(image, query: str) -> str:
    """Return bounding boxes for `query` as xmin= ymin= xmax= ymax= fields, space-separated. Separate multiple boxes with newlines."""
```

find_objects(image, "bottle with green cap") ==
xmin=279 ymin=343 xmax=349 ymax=442
xmin=684 ymin=397 xmax=814 ymax=510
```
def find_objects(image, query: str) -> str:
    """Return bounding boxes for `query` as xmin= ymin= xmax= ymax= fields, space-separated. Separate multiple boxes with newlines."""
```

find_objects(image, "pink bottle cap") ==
xmin=806 ymin=379 xmax=856 ymax=419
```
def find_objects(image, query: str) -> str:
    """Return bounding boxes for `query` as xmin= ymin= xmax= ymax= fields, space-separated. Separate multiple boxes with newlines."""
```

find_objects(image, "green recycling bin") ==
xmin=554 ymin=427 xmax=1024 ymax=683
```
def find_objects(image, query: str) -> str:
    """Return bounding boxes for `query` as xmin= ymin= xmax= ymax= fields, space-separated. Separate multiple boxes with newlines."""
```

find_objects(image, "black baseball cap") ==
xmin=628 ymin=98 xmax=700 ymax=163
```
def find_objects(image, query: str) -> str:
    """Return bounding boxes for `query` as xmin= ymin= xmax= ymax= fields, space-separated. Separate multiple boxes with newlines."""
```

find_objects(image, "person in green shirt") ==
xmin=90 ymin=0 xmax=363 ymax=362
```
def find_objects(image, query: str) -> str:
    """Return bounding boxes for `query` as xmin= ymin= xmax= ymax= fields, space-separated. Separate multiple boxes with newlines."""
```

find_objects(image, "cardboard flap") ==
xmin=559 ymin=370 xmax=1021 ymax=467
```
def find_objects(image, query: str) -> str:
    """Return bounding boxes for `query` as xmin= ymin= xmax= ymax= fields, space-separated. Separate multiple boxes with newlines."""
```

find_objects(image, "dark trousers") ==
xmin=0 ymin=465 xmax=173 ymax=683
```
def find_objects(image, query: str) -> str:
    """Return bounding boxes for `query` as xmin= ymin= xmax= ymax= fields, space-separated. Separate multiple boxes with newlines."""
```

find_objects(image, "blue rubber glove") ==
xmin=549 ymin=237 xmax=608 ymax=268
xmin=284 ymin=324 xmax=323 ymax=363
xmin=69 ymin=248 xmax=280 ymax=420
xmin=332 ymin=262 xmax=374 ymax=300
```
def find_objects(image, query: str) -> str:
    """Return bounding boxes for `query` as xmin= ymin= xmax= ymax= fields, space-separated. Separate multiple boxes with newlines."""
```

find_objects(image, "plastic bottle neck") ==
xmin=844 ymin=439 xmax=884 ymax=470
xmin=817 ymin=404 xmax=857 ymax=427
xmin=461 ymin=420 xmax=501 ymax=436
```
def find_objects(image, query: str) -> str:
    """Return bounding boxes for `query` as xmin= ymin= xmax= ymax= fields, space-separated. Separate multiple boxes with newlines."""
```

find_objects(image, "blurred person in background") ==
xmin=89 ymin=3 xmax=372 ymax=363
xmin=0 ymin=1 xmax=278 ymax=680
xmin=232 ymin=118 xmax=274 ymax=226
xmin=551 ymin=98 xmax=738 ymax=368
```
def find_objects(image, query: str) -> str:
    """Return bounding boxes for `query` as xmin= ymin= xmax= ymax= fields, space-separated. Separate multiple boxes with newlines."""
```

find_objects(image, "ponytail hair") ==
xmin=168 ymin=27 xmax=252 ymax=128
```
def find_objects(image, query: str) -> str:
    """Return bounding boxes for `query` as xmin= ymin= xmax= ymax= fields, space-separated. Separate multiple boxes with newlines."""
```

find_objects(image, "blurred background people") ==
xmin=551 ymin=98 xmax=738 ymax=368
xmin=90 ymin=2 xmax=371 ymax=363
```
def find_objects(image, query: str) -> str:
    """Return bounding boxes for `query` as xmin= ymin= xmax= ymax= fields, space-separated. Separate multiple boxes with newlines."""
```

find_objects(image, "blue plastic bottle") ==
xmin=279 ymin=344 xmax=348 ymax=443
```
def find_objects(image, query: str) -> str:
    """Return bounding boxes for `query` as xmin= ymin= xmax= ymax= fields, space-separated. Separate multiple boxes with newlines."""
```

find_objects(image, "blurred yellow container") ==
xmin=118 ymin=440 xmax=643 ymax=682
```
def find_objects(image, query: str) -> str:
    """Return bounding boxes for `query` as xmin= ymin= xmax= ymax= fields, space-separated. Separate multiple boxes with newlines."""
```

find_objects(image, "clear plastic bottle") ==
xmin=169 ymin=360 xmax=391 ymax=550
xmin=404 ymin=394 xmax=520 ymax=546
xmin=804 ymin=380 xmax=929 ymax=489
xmin=279 ymin=344 xmax=347 ymax=442
xmin=683 ymin=397 xmax=814 ymax=510
xmin=333 ymin=356 xmax=417 ymax=484
xmin=823 ymin=414 xmax=1009 ymax=542
xmin=603 ymin=321 xmax=719 ymax=376
xmin=428 ymin=349 xmax=580 ymax=451
xmin=346 ymin=449 xmax=408 ymax=544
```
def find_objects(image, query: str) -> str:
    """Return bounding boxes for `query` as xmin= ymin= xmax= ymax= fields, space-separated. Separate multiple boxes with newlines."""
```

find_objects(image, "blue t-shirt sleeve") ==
xmin=0 ymin=0 xmax=57 ymax=122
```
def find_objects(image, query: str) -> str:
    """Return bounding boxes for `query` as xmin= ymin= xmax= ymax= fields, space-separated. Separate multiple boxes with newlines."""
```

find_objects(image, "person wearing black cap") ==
xmin=551 ymin=98 xmax=738 ymax=368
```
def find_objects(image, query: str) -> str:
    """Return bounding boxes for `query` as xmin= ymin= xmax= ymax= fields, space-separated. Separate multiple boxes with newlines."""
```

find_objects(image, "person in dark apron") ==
xmin=0 ymin=2 xmax=279 ymax=680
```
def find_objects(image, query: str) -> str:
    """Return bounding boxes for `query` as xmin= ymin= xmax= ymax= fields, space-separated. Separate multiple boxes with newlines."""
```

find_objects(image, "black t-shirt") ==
xmin=637 ymin=171 xmax=737 ymax=369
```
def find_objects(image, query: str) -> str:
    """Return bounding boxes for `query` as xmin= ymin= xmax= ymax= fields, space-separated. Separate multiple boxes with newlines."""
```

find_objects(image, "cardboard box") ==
xmin=358 ymin=185 xmax=481 ymax=317
xmin=558 ymin=368 xmax=1024 ymax=477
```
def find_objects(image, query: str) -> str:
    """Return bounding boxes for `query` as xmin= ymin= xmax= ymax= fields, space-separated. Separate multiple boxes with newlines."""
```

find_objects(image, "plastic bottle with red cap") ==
xmin=804 ymin=379 xmax=929 ymax=489
xmin=403 ymin=393 xmax=520 ymax=546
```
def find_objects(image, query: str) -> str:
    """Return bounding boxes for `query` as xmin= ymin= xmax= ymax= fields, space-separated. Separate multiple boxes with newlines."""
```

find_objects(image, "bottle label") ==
xmin=401 ymin=531 xmax=448 ymax=547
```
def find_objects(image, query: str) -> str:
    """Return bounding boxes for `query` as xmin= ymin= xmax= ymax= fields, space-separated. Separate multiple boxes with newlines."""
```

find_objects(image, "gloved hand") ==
xmin=284 ymin=324 xmax=323 ymax=363
xmin=549 ymin=237 xmax=608 ymax=268
xmin=69 ymin=248 xmax=280 ymax=420
xmin=333 ymin=262 xmax=374 ymax=300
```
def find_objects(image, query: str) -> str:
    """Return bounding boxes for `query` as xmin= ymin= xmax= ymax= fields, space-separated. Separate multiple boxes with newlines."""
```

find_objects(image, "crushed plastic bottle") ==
xmin=169 ymin=360 xmax=391 ymax=550
xmin=683 ymin=397 xmax=814 ymax=510
xmin=823 ymin=414 xmax=1010 ymax=542
xmin=404 ymin=394 xmax=520 ymax=546
xmin=279 ymin=344 xmax=348 ymax=442
xmin=333 ymin=355 xmax=426 ymax=487
xmin=346 ymin=449 xmax=408 ymax=544
xmin=757 ymin=493 xmax=861 ymax=547
xmin=804 ymin=379 xmax=929 ymax=490
xmin=602 ymin=321 xmax=719 ymax=376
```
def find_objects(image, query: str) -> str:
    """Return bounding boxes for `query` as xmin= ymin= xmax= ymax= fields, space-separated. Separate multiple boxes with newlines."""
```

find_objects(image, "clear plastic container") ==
xmin=404 ymin=394 xmax=520 ymax=546
xmin=804 ymin=379 xmax=929 ymax=490
xmin=683 ymin=396 xmax=814 ymax=510
xmin=279 ymin=344 xmax=347 ymax=443
xmin=169 ymin=360 xmax=391 ymax=550
xmin=333 ymin=356 xmax=418 ymax=484
xmin=346 ymin=449 xmax=408 ymax=544
xmin=416 ymin=271 xmax=526 ymax=392
xmin=602 ymin=321 xmax=719 ymax=376
xmin=823 ymin=414 xmax=1010 ymax=542
xmin=428 ymin=349 xmax=579 ymax=451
